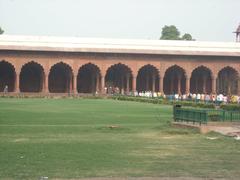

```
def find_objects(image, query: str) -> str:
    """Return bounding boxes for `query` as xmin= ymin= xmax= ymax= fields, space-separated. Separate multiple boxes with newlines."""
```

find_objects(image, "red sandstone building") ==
xmin=0 ymin=35 xmax=240 ymax=95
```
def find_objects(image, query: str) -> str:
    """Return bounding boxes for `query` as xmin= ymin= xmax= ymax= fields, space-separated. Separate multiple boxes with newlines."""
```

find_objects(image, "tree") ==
xmin=181 ymin=33 xmax=193 ymax=40
xmin=160 ymin=25 xmax=180 ymax=40
xmin=0 ymin=27 xmax=4 ymax=34
xmin=160 ymin=25 xmax=194 ymax=41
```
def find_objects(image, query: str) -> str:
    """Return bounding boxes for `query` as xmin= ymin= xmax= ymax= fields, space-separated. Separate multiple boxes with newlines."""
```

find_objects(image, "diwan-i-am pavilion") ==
xmin=0 ymin=35 xmax=240 ymax=95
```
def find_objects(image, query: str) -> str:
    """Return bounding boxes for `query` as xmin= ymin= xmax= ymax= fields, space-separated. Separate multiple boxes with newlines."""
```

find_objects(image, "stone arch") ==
xmin=217 ymin=66 xmax=239 ymax=95
xmin=163 ymin=65 xmax=187 ymax=95
xmin=77 ymin=63 xmax=101 ymax=93
xmin=19 ymin=61 xmax=45 ymax=92
xmin=0 ymin=60 xmax=16 ymax=92
xmin=49 ymin=62 xmax=73 ymax=93
xmin=137 ymin=64 xmax=160 ymax=92
xmin=105 ymin=63 xmax=133 ymax=94
xmin=190 ymin=66 xmax=213 ymax=94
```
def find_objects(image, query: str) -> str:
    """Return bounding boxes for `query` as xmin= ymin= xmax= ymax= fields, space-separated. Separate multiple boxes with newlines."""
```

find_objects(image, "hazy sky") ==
xmin=0 ymin=0 xmax=239 ymax=42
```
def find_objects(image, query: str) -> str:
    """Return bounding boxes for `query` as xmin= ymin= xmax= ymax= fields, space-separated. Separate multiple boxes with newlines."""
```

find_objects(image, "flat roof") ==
xmin=0 ymin=35 xmax=240 ymax=57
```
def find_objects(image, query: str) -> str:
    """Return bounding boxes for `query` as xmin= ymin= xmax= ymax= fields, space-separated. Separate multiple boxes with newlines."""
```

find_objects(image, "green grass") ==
xmin=0 ymin=98 xmax=240 ymax=180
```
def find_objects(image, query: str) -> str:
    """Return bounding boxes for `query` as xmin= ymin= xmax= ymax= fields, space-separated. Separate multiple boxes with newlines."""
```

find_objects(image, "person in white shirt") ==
xmin=196 ymin=93 xmax=201 ymax=102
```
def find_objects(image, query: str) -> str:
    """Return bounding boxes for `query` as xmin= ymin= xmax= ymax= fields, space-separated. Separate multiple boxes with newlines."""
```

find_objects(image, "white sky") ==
xmin=0 ymin=0 xmax=239 ymax=42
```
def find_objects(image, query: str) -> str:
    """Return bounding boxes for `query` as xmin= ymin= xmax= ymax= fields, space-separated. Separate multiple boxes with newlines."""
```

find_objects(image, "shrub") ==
xmin=208 ymin=113 xmax=222 ymax=121
xmin=220 ymin=104 xmax=240 ymax=111
xmin=173 ymin=101 xmax=215 ymax=109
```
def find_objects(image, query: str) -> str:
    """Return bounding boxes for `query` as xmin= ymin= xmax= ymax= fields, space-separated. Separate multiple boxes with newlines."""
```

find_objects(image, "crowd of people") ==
xmin=128 ymin=91 xmax=240 ymax=104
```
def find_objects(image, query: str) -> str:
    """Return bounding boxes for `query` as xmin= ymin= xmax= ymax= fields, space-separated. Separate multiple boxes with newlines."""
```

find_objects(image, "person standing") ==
xmin=3 ymin=85 xmax=8 ymax=94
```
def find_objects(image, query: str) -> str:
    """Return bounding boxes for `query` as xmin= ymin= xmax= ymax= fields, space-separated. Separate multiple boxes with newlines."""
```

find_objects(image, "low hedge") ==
xmin=110 ymin=96 xmax=164 ymax=104
xmin=220 ymin=104 xmax=240 ymax=111
xmin=110 ymin=95 xmax=215 ymax=109
xmin=172 ymin=101 xmax=215 ymax=109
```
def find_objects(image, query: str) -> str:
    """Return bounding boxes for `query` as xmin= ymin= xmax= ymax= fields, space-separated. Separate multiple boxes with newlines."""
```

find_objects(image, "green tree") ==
xmin=160 ymin=25 xmax=180 ymax=40
xmin=160 ymin=25 xmax=194 ymax=41
xmin=0 ymin=27 xmax=4 ymax=34
xmin=181 ymin=33 xmax=193 ymax=40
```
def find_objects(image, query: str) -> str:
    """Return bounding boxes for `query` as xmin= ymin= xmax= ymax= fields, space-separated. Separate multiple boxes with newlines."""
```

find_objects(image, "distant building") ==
xmin=0 ymin=35 xmax=240 ymax=95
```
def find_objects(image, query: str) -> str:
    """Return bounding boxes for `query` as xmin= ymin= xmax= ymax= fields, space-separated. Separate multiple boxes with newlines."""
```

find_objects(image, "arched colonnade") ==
xmin=0 ymin=60 xmax=239 ymax=95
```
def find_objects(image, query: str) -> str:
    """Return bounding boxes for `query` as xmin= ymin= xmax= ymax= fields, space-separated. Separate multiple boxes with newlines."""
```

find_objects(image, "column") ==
xmin=132 ymin=75 xmax=136 ymax=92
xmin=121 ymin=75 xmax=124 ymax=94
xmin=101 ymin=75 xmax=105 ymax=94
xmin=96 ymin=73 xmax=99 ymax=93
xmin=195 ymin=77 xmax=198 ymax=93
xmin=238 ymin=79 xmax=240 ymax=95
xmin=69 ymin=74 xmax=73 ymax=93
xmin=126 ymin=74 xmax=130 ymax=93
xmin=177 ymin=76 xmax=181 ymax=94
xmin=170 ymin=76 xmax=174 ymax=94
xmin=159 ymin=76 xmax=163 ymax=94
xmin=44 ymin=73 xmax=49 ymax=93
xmin=227 ymin=82 xmax=231 ymax=95
xmin=91 ymin=75 xmax=95 ymax=93
xmin=186 ymin=77 xmax=190 ymax=95
xmin=15 ymin=72 xmax=20 ymax=93
xmin=212 ymin=75 xmax=216 ymax=94
xmin=203 ymin=76 xmax=207 ymax=94
xmin=152 ymin=74 xmax=155 ymax=92
xmin=73 ymin=73 xmax=77 ymax=94
xmin=146 ymin=73 xmax=149 ymax=91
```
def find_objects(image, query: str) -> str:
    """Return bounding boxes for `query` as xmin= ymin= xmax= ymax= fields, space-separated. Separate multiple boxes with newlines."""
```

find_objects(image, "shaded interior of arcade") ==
xmin=105 ymin=63 xmax=132 ymax=94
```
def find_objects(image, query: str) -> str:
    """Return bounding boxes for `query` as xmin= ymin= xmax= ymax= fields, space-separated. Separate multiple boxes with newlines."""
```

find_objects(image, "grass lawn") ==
xmin=0 ymin=98 xmax=240 ymax=180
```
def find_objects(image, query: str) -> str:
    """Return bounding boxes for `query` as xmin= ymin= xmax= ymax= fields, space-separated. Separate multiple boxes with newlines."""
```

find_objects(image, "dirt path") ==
xmin=173 ymin=122 xmax=240 ymax=139
xmin=209 ymin=125 xmax=240 ymax=137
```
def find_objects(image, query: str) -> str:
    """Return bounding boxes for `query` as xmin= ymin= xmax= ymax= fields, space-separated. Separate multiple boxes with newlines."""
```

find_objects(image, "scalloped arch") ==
xmin=0 ymin=60 xmax=17 ymax=73
xmin=217 ymin=66 xmax=239 ymax=77
xmin=78 ymin=63 xmax=102 ymax=75
xmin=164 ymin=64 xmax=187 ymax=77
xmin=20 ymin=61 xmax=45 ymax=73
xmin=106 ymin=63 xmax=133 ymax=75
xmin=191 ymin=65 xmax=213 ymax=77
xmin=137 ymin=64 xmax=160 ymax=77
xmin=49 ymin=61 xmax=73 ymax=73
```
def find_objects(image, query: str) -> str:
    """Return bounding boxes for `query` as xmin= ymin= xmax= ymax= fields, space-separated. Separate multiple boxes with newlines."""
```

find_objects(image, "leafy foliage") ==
xmin=220 ymin=104 xmax=240 ymax=111
xmin=160 ymin=25 xmax=181 ymax=40
xmin=181 ymin=33 xmax=193 ymax=40
xmin=160 ymin=25 xmax=194 ymax=41
xmin=0 ymin=27 xmax=4 ymax=34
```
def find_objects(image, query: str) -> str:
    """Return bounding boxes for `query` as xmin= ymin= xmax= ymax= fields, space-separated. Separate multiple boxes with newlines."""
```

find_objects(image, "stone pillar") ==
xmin=132 ymin=75 xmax=136 ymax=92
xmin=91 ymin=75 xmax=95 ymax=93
xmin=73 ymin=73 xmax=77 ymax=94
xmin=126 ymin=74 xmax=130 ymax=93
xmin=15 ymin=72 xmax=20 ymax=93
xmin=212 ymin=75 xmax=216 ymax=94
xmin=227 ymin=82 xmax=231 ymax=95
xmin=96 ymin=73 xmax=99 ymax=93
xmin=101 ymin=75 xmax=105 ymax=94
xmin=152 ymin=74 xmax=155 ymax=92
xmin=146 ymin=74 xmax=149 ymax=91
xmin=203 ymin=76 xmax=207 ymax=94
xmin=177 ymin=76 xmax=181 ymax=94
xmin=44 ymin=73 xmax=49 ymax=93
xmin=68 ymin=74 xmax=72 ymax=93
xmin=121 ymin=75 xmax=124 ymax=94
xmin=238 ymin=79 xmax=240 ymax=95
xmin=195 ymin=77 xmax=198 ymax=93
xmin=170 ymin=76 xmax=174 ymax=94
xmin=186 ymin=77 xmax=190 ymax=95
xmin=159 ymin=76 xmax=163 ymax=94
